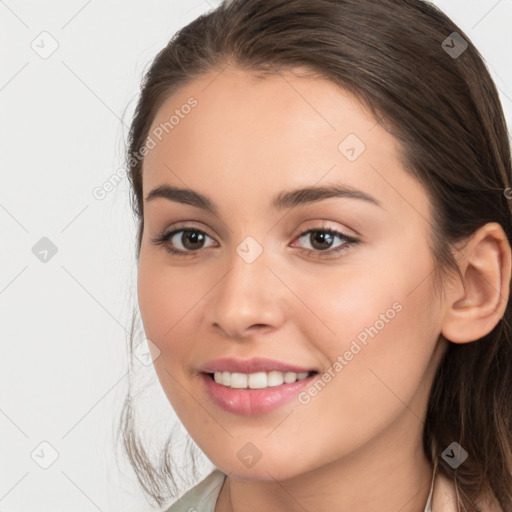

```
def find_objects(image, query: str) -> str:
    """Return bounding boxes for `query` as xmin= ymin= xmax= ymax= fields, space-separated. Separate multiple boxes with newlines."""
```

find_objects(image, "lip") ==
xmin=200 ymin=372 xmax=317 ymax=415
xmin=199 ymin=357 xmax=317 ymax=374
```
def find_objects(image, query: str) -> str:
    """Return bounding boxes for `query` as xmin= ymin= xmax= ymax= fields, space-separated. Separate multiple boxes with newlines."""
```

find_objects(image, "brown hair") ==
xmin=117 ymin=0 xmax=512 ymax=510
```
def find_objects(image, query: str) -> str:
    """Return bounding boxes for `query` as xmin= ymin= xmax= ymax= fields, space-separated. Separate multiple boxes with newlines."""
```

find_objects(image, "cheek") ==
xmin=296 ymin=234 xmax=437 ymax=364
xmin=289 ymin=264 xmax=407 ymax=356
xmin=137 ymin=253 xmax=198 ymax=348
xmin=136 ymin=255 xmax=202 ymax=408
xmin=137 ymin=256 xmax=202 ymax=411
xmin=292 ymin=252 xmax=438 ymax=432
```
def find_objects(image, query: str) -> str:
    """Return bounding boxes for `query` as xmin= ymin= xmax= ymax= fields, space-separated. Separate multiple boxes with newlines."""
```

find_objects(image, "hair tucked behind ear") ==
xmin=117 ymin=0 xmax=512 ymax=509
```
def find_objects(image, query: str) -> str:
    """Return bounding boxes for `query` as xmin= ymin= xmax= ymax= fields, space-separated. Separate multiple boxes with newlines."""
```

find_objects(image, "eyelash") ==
xmin=151 ymin=224 xmax=360 ymax=259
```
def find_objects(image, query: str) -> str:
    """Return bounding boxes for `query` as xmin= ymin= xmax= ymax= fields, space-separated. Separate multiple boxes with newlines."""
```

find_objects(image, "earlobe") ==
xmin=441 ymin=222 xmax=512 ymax=344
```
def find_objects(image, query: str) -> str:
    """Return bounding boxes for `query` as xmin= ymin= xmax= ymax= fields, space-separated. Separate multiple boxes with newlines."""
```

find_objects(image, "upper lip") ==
xmin=199 ymin=357 xmax=317 ymax=374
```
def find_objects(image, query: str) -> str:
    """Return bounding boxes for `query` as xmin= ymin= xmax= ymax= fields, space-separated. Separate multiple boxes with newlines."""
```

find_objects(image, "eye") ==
xmin=151 ymin=225 xmax=360 ymax=258
xmin=292 ymin=227 xmax=359 ymax=256
xmin=151 ymin=227 xmax=216 ymax=257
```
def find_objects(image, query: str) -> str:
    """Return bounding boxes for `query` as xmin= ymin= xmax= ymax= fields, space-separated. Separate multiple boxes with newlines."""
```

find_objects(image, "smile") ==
xmin=211 ymin=370 xmax=313 ymax=389
xmin=201 ymin=371 xmax=319 ymax=415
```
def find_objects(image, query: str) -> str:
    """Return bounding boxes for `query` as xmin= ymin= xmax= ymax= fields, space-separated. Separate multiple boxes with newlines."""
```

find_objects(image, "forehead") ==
xmin=141 ymin=64 xmax=430 ymax=223
xmin=144 ymin=65 xmax=387 ymax=168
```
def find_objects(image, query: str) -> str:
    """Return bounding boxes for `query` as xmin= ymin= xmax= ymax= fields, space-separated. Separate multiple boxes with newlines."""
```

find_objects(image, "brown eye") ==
xmin=307 ymin=231 xmax=335 ymax=251
xmin=152 ymin=228 xmax=216 ymax=256
xmin=293 ymin=228 xmax=359 ymax=256
xmin=177 ymin=230 xmax=207 ymax=250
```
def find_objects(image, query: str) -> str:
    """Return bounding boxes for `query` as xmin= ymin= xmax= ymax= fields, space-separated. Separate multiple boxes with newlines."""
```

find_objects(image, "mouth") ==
xmin=204 ymin=370 xmax=318 ymax=389
xmin=200 ymin=370 xmax=320 ymax=415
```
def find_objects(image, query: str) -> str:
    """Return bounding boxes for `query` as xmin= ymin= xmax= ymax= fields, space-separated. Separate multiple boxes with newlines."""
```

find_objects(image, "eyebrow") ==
xmin=145 ymin=183 xmax=383 ymax=214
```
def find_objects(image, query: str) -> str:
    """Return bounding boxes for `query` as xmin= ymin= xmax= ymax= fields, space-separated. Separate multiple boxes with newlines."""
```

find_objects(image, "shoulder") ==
xmin=432 ymin=471 xmax=504 ymax=512
xmin=164 ymin=468 xmax=226 ymax=512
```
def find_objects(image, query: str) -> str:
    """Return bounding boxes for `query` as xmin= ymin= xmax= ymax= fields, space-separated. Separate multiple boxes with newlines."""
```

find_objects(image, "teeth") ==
xmin=212 ymin=370 xmax=310 ymax=389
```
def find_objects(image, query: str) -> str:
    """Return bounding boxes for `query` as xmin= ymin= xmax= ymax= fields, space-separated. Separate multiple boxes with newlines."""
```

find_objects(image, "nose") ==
xmin=207 ymin=246 xmax=287 ymax=341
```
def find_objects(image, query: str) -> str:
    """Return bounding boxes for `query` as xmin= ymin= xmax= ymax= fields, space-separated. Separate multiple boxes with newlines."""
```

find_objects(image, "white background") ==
xmin=1 ymin=1 xmax=511 ymax=511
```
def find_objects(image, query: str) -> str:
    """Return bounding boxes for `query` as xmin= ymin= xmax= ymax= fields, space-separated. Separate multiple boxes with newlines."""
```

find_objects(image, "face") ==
xmin=137 ymin=64 xmax=448 ymax=481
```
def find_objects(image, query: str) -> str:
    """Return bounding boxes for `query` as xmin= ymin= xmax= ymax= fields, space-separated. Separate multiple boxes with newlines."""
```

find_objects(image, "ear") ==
xmin=441 ymin=222 xmax=512 ymax=344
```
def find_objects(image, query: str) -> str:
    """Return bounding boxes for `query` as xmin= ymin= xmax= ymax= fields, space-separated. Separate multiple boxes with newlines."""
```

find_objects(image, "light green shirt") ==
xmin=165 ymin=467 xmax=436 ymax=512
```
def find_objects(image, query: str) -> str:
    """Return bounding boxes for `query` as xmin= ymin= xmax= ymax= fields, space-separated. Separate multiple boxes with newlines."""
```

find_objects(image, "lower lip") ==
xmin=200 ymin=372 xmax=317 ymax=415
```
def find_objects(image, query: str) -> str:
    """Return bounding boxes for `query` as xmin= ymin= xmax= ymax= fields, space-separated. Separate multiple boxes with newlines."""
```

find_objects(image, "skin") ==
xmin=137 ymin=63 xmax=511 ymax=512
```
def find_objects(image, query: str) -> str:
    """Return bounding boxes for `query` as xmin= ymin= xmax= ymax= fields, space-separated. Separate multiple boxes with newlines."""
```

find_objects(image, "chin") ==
xmin=214 ymin=456 xmax=310 ymax=482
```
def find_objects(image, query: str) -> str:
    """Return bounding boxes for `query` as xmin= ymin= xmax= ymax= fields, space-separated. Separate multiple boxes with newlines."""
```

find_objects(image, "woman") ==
xmin=119 ymin=0 xmax=512 ymax=510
